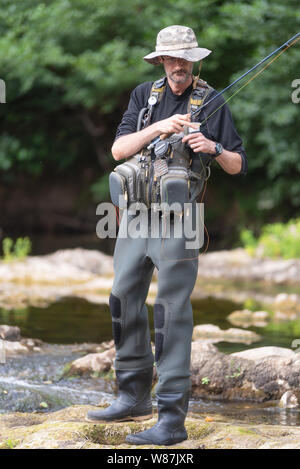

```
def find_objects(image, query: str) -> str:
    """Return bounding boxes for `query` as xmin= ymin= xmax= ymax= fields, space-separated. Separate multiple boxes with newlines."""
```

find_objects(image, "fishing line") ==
xmin=115 ymin=33 xmax=300 ymax=259
xmin=198 ymin=34 xmax=300 ymax=127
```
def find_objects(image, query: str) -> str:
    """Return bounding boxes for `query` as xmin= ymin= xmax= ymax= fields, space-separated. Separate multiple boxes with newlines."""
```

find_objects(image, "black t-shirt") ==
xmin=115 ymin=79 xmax=247 ymax=175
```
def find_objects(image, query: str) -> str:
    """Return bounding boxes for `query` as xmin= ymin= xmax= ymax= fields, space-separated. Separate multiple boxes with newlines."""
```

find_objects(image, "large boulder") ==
xmin=0 ymin=326 xmax=43 ymax=359
xmin=231 ymin=346 xmax=296 ymax=360
xmin=65 ymin=347 xmax=116 ymax=377
xmin=227 ymin=309 xmax=270 ymax=328
xmin=192 ymin=324 xmax=261 ymax=344
xmin=190 ymin=342 xmax=300 ymax=402
xmin=1 ymin=340 xmax=30 ymax=357
xmin=1 ymin=405 xmax=300 ymax=449
xmin=196 ymin=248 xmax=300 ymax=285
xmin=0 ymin=248 xmax=114 ymax=284
xmin=0 ymin=325 xmax=21 ymax=341
xmin=272 ymin=293 xmax=300 ymax=320
xmin=44 ymin=248 xmax=114 ymax=276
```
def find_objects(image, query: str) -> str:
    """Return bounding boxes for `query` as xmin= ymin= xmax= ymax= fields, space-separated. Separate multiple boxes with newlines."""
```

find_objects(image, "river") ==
xmin=1 ymin=295 xmax=300 ymax=425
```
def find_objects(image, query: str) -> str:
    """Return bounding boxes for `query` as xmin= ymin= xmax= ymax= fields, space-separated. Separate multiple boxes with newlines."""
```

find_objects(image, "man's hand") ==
xmin=182 ymin=130 xmax=216 ymax=154
xmin=156 ymin=113 xmax=194 ymax=135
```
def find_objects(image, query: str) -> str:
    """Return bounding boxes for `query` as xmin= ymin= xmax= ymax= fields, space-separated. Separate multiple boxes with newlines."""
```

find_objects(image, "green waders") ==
xmin=110 ymin=203 xmax=199 ymax=393
xmin=87 ymin=195 xmax=201 ymax=445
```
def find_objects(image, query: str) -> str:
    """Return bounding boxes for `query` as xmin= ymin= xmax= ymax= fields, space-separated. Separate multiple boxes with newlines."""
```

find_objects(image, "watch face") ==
xmin=215 ymin=142 xmax=223 ymax=156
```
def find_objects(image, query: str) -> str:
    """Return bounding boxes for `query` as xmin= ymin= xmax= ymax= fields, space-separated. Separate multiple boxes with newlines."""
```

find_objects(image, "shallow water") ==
xmin=0 ymin=345 xmax=114 ymax=414
xmin=1 ymin=348 xmax=299 ymax=426
xmin=189 ymin=398 xmax=300 ymax=426
xmin=0 ymin=295 xmax=300 ymax=424
xmin=0 ymin=295 xmax=297 ymax=352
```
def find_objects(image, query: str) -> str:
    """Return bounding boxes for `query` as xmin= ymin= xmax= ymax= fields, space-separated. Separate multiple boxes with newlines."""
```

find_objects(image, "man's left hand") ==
xmin=182 ymin=131 xmax=216 ymax=154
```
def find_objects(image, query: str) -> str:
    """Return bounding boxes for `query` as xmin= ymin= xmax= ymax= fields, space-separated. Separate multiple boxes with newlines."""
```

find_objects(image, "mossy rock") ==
xmin=186 ymin=421 xmax=216 ymax=439
xmin=1 ymin=405 xmax=300 ymax=449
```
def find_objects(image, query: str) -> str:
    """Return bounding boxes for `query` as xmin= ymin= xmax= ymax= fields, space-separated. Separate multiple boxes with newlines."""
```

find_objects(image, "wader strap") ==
xmin=143 ymin=77 xmax=167 ymax=128
xmin=187 ymin=77 xmax=213 ymax=115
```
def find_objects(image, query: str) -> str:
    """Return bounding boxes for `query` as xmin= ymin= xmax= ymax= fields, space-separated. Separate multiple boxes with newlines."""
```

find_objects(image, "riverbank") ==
xmin=1 ymin=248 xmax=300 ymax=311
xmin=1 ymin=247 xmax=300 ymax=446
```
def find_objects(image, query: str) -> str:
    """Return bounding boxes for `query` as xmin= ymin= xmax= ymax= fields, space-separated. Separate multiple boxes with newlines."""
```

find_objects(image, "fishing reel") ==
xmin=153 ymin=139 xmax=172 ymax=178
xmin=154 ymin=139 xmax=172 ymax=159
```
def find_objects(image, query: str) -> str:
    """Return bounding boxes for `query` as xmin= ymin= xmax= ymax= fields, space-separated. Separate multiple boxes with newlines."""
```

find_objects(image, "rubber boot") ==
xmin=86 ymin=368 xmax=153 ymax=422
xmin=125 ymin=390 xmax=190 ymax=445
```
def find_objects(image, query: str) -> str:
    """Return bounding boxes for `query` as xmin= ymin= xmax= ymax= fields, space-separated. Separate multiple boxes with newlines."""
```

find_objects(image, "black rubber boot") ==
xmin=86 ymin=368 xmax=153 ymax=422
xmin=125 ymin=390 xmax=190 ymax=446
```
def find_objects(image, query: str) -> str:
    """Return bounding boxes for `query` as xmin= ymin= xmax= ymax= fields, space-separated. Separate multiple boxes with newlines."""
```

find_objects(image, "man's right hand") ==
xmin=112 ymin=113 xmax=193 ymax=161
xmin=155 ymin=114 xmax=193 ymax=135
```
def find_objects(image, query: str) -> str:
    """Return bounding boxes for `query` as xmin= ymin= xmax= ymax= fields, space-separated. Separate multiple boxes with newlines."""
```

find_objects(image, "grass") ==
xmin=1 ymin=237 xmax=32 ymax=262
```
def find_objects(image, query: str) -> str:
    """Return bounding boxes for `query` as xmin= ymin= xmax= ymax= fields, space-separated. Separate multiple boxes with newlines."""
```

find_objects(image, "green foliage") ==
xmin=0 ymin=0 xmax=299 ymax=225
xmin=39 ymin=401 xmax=49 ymax=409
xmin=243 ymin=298 xmax=260 ymax=312
xmin=225 ymin=361 xmax=243 ymax=379
xmin=264 ymin=319 xmax=300 ymax=339
xmin=1 ymin=237 xmax=32 ymax=261
xmin=240 ymin=229 xmax=257 ymax=256
xmin=0 ymin=439 xmax=18 ymax=449
xmin=240 ymin=218 xmax=300 ymax=259
xmin=2 ymin=238 xmax=13 ymax=261
xmin=201 ymin=377 xmax=210 ymax=385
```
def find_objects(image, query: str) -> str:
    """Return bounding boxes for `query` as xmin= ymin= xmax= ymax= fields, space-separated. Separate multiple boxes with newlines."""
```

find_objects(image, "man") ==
xmin=87 ymin=25 xmax=247 ymax=446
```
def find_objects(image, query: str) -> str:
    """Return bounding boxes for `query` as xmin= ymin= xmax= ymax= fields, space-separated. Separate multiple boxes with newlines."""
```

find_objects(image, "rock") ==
xmin=1 ymin=340 xmax=29 ymax=357
xmin=0 ymin=325 xmax=21 ymax=341
xmin=20 ymin=338 xmax=43 ymax=350
xmin=95 ymin=340 xmax=114 ymax=352
xmin=1 ymin=405 xmax=300 ymax=449
xmin=279 ymin=391 xmax=299 ymax=409
xmin=274 ymin=310 xmax=297 ymax=321
xmin=272 ymin=293 xmax=300 ymax=319
xmin=196 ymin=248 xmax=300 ymax=285
xmin=65 ymin=347 xmax=116 ymax=377
xmin=45 ymin=248 xmax=114 ymax=276
xmin=227 ymin=309 xmax=270 ymax=327
xmin=192 ymin=324 xmax=261 ymax=344
xmin=0 ymin=280 xmax=113 ymax=311
xmin=253 ymin=311 xmax=271 ymax=320
xmin=190 ymin=342 xmax=300 ymax=402
xmin=0 ymin=336 xmax=44 ymax=358
xmin=0 ymin=248 xmax=116 ymax=310
xmin=274 ymin=293 xmax=299 ymax=308
xmin=0 ymin=248 xmax=114 ymax=285
xmin=231 ymin=346 xmax=296 ymax=361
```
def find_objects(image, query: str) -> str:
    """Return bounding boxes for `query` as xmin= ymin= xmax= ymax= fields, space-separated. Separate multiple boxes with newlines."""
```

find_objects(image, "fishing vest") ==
xmin=109 ymin=76 xmax=213 ymax=214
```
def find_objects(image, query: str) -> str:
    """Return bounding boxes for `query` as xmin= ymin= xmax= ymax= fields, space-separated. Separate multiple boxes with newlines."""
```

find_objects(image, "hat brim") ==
xmin=143 ymin=47 xmax=212 ymax=65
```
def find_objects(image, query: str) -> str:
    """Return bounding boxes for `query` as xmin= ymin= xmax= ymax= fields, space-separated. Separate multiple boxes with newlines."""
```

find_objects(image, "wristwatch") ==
xmin=212 ymin=142 xmax=223 ymax=158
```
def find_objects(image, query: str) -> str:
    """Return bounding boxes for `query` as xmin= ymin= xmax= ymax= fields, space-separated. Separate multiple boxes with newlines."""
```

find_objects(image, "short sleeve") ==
xmin=114 ymin=82 xmax=153 ymax=141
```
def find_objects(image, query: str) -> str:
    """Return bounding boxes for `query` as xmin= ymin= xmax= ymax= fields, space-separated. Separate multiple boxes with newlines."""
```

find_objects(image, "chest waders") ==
xmin=88 ymin=77 xmax=213 ymax=445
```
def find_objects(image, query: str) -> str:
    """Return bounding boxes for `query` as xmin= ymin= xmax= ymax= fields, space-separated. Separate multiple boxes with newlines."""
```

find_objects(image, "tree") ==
xmin=0 ymin=0 xmax=299 ymax=240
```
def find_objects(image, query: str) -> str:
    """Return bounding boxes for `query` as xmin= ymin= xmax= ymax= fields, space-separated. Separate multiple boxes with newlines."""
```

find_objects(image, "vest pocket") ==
xmin=109 ymin=156 xmax=146 ymax=208
xmin=109 ymin=172 xmax=127 ymax=208
xmin=160 ymin=168 xmax=190 ymax=212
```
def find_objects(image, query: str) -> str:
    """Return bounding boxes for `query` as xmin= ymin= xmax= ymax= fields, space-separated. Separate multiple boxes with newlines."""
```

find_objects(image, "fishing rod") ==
xmin=193 ymin=31 xmax=300 ymax=117
xmin=147 ymin=32 xmax=300 ymax=150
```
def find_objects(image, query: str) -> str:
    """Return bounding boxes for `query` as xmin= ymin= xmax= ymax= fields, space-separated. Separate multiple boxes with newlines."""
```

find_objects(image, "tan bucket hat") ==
xmin=144 ymin=25 xmax=212 ymax=65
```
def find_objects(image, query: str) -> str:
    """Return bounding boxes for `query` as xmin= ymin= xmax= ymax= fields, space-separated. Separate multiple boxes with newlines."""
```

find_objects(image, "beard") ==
xmin=168 ymin=69 xmax=192 ymax=84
